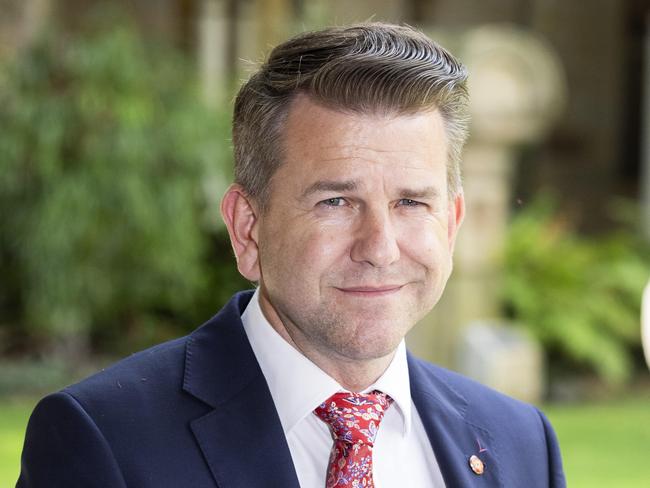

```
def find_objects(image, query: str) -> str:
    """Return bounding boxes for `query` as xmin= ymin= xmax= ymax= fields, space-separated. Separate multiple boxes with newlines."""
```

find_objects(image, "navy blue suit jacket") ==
xmin=18 ymin=291 xmax=565 ymax=487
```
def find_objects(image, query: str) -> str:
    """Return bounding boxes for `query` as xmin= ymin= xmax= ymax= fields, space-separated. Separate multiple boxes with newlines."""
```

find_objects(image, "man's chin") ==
xmin=336 ymin=340 xmax=402 ymax=363
xmin=339 ymin=322 xmax=410 ymax=359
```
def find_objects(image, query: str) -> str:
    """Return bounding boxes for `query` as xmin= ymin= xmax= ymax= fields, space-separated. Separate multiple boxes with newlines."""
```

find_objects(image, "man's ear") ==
xmin=447 ymin=192 xmax=465 ymax=252
xmin=220 ymin=184 xmax=261 ymax=281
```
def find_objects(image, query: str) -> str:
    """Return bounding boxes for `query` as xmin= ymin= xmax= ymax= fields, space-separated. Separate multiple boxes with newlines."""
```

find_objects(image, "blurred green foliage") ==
xmin=0 ymin=14 xmax=247 ymax=358
xmin=503 ymin=196 xmax=650 ymax=384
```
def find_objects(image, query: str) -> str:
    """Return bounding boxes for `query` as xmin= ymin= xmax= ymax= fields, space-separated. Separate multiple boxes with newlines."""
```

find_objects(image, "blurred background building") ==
xmin=3 ymin=0 xmax=647 ymax=218
xmin=1 ymin=0 xmax=648 ymax=395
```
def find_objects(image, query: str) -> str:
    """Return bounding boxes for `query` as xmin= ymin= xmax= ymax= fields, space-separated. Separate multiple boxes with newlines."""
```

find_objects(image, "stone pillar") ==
xmin=198 ymin=0 xmax=228 ymax=107
xmin=407 ymin=25 xmax=567 ymax=370
xmin=453 ymin=25 xmax=567 ymax=327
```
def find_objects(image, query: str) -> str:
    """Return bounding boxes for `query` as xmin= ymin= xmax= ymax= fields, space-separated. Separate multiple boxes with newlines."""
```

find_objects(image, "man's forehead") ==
xmin=284 ymin=99 xmax=444 ymax=151
xmin=268 ymin=94 xmax=450 ymax=202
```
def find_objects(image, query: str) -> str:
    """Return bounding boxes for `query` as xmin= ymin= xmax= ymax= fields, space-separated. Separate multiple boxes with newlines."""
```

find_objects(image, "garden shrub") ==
xmin=503 ymin=196 xmax=650 ymax=384
xmin=0 ymin=16 xmax=244 ymax=358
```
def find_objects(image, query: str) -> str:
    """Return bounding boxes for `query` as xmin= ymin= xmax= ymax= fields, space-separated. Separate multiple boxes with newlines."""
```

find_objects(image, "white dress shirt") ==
xmin=241 ymin=289 xmax=446 ymax=488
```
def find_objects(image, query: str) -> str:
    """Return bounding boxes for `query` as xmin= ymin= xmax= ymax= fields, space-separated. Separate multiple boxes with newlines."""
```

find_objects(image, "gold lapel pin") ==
xmin=469 ymin=454 xmax=485 ymax=475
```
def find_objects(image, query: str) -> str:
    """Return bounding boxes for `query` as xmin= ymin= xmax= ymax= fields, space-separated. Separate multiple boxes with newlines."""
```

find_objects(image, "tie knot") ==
xmin=314 ymin=391 xmax=392 ymax=446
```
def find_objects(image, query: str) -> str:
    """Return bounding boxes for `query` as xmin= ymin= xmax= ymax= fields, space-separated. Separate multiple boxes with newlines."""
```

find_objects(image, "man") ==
xmin=18 ymin=23 xmax=565 ymax=487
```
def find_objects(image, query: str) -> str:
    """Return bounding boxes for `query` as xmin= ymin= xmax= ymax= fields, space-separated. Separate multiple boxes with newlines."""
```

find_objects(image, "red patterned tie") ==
xmin=314 ymin=391 xmax=393 ymax=488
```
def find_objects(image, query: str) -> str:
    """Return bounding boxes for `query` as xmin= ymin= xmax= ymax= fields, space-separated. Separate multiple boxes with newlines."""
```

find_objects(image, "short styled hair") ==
xmin=233 ymin=23 xmax=469 ymax=209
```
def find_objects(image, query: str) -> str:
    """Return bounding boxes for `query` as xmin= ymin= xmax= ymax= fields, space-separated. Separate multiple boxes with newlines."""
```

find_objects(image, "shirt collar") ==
xmin=367 ymin=339 xmax=412 ymax=436
xmin=241 ymin=288 xmax=413 ymax=437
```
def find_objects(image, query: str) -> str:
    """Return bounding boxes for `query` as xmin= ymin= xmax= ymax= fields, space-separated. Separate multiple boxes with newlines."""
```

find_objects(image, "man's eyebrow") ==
xmin=302 ymin=180 xmax=359 ymax=197
xmin=398 ymin=186 xmax=441 ymax=199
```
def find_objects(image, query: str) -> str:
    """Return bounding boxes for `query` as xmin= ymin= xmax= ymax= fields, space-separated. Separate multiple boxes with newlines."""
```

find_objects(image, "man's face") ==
xmin=249 ymin=96 xmax=463 ymax=363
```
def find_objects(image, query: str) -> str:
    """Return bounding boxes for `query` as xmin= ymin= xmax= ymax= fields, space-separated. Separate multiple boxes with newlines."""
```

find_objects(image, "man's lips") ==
xmin=335 ymin=285 xmax=404 ymax=296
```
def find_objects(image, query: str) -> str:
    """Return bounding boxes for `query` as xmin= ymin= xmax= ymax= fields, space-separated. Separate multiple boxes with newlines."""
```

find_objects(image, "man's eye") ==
xmin=398 ymin=199 xmax=422 ymax=207
xmin=320 ymin=197 xmax=346 ymax=207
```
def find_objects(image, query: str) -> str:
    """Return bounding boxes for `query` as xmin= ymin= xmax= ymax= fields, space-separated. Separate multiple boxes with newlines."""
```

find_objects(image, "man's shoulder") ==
xmin=64 ymin=290 xmax=255 ymax=404
xmin=49 ymin=335 xmax=203 ymax=432
xmin=409 ymin=354 xmax=544 ymax=424
xmin=65 ymin=335 xmax=189 ymax=401
xmin=18 ymin=298 xmax=250 ymax=488
xmin=408 ymin=354 xmax=565 ymax=486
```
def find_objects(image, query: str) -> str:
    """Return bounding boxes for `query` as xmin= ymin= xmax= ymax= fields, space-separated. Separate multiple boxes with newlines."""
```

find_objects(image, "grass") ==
xmin=1 ymin=394 xmax=649 ymax=487
xmin=0 ymin=397 xmax=37 ymax=487
xmin=544 ymin=392 xmax=650 ymax=487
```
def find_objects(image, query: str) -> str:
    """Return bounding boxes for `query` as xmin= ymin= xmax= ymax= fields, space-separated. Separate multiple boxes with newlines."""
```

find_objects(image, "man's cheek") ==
xmin=406 ymin=230 xmax=448 ymax=263
xmin=303 ymin=232 xmax=346 ymax=265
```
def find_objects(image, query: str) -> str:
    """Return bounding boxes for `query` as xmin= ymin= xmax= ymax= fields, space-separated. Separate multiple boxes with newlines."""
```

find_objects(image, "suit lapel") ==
xmin=409 ymin=355 xmax=503 ymax=487
xmin=183 ymin=292 xmax=300 ymax=488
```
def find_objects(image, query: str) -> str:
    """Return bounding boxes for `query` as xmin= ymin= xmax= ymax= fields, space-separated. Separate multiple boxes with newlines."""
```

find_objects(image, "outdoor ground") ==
xmin=1 ymin=393 xmax=649 ymax=487
xmin=544 ymin=392 xmax=650 ymax=487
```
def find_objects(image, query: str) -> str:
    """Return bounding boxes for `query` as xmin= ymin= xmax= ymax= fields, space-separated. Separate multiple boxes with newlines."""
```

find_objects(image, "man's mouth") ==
xmin=335 ymin=285 xmax=403 ymax=296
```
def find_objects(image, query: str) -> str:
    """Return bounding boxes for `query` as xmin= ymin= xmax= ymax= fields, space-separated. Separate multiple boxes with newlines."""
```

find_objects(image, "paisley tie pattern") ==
xmin=314 ymin=391 xmax=392 ymax=488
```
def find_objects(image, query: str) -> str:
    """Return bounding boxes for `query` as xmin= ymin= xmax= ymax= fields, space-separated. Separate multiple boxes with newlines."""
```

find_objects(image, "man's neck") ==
xmin=301 ymin=346 xmax=396 ymax=392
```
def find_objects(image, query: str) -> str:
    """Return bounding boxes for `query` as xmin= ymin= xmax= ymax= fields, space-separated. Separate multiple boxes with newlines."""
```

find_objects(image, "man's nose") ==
xmin=350 ymin=208 xmax=400 ymax=267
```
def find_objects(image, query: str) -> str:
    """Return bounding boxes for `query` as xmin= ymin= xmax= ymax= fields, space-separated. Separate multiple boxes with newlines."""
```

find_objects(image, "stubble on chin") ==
xmin=292 ymin=299 xmax=412 ymax=361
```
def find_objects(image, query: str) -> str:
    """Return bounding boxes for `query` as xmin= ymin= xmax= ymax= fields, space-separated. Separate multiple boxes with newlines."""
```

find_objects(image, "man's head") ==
xmin=222 ymin=23 xmax=469 ymax=383
xmin=232 ymin=23 xmax=469 ymax=211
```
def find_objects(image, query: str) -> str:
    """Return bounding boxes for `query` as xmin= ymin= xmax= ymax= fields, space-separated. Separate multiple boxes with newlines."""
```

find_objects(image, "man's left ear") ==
xmin=447 ymin=192 xmax=465 ymax=252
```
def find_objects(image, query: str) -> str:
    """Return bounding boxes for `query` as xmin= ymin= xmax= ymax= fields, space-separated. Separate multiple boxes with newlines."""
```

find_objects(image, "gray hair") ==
xmin=233 ymin=23 xmax=469 ymax=210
